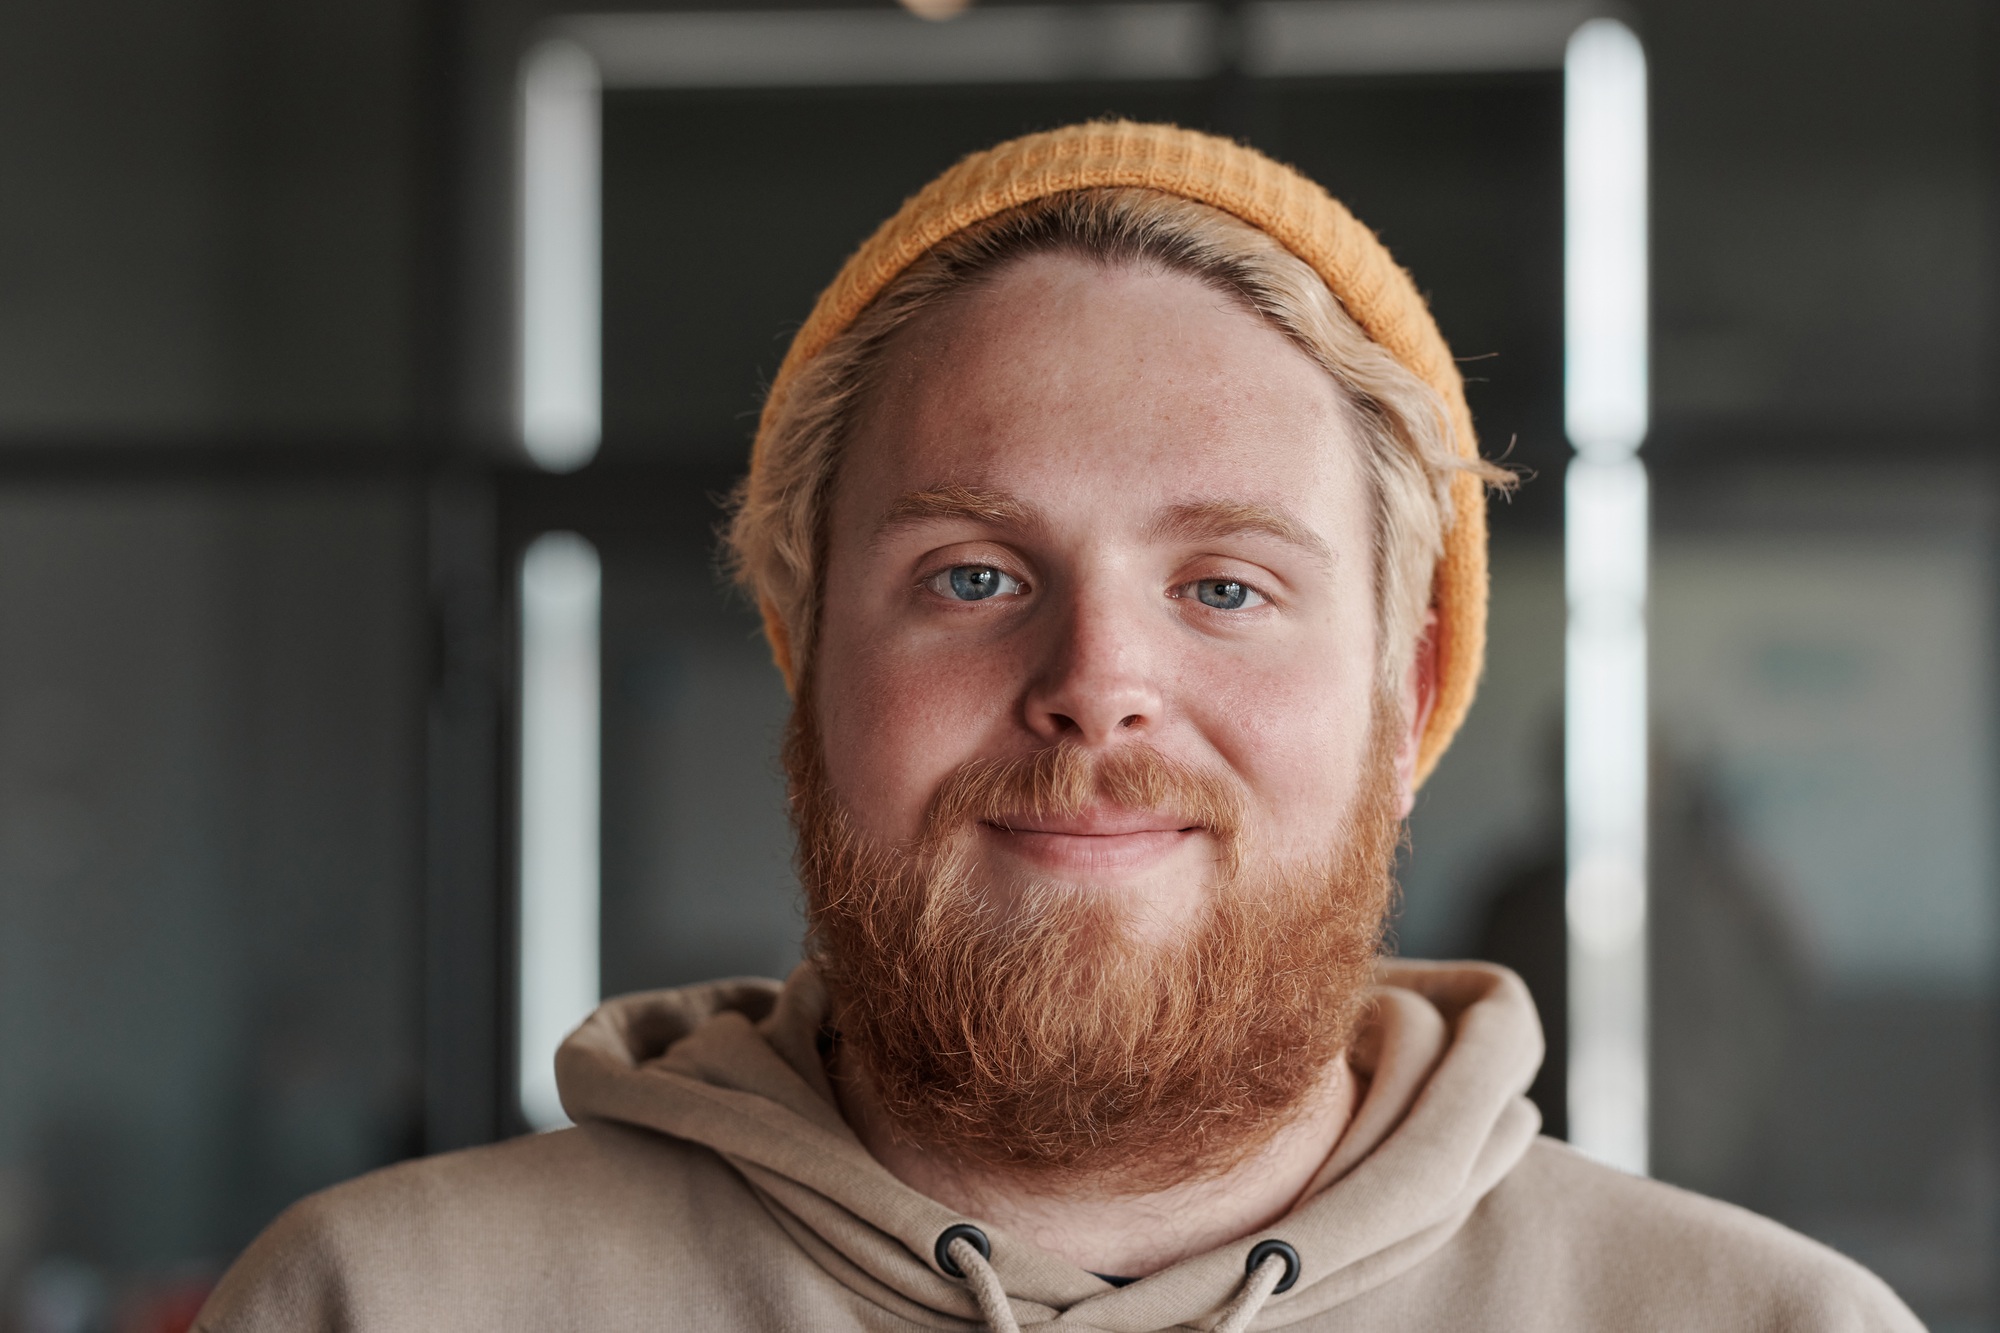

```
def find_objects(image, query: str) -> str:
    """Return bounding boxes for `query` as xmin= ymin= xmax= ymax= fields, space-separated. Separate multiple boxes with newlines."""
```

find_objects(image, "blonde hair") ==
xmin=727 ymin=187 xmax=1502 ymax=697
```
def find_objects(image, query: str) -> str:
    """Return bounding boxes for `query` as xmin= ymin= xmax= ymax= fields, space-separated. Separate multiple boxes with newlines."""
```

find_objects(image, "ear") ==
xmin=1392 ymin=610 xmax=1440 ymax=820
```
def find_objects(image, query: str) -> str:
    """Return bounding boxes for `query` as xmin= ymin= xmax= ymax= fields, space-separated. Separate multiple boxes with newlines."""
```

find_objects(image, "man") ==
xmin=198 ymin=122 xmax=1919 ymax=1330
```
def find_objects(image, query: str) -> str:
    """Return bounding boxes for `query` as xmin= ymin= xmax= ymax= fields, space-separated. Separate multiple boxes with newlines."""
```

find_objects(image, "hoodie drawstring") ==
xmin=937 ymin=1228 xmax=1299 ymax=1333
xmin=1212 ymin=1240 xmax=1296 ymax=1333
xmin=944 ymin=1233 xmax=1020 ymax=1333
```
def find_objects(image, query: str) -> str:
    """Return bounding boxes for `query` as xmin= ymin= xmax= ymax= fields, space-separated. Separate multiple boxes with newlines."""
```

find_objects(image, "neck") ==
xmin=830 ymin=1046 xmax=1357 ymax=1277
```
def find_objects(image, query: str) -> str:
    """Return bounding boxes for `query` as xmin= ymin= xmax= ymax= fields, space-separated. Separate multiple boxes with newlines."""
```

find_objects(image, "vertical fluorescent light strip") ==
xmin=1564 ymin=16 xmax=1650 ymax=1176
xmin=518 ymin=531 xmax=603 ymax=1130
xmin=519 ymin=39 xmax=602 ymax=472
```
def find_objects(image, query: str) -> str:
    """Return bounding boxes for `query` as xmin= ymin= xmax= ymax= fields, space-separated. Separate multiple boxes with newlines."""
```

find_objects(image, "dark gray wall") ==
xmin=0 ymin=0 xmax=420 ymax=438
xmin=1646 ymin=0 xmax=1987 ymax=440
xmin=0 ymin=481 xmax=425 ymax=1276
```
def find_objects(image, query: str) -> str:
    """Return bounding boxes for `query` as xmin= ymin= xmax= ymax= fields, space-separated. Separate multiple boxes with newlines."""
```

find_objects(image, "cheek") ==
xmin=813 ymin=616 xmax=1027 ymax=842
xmin=1193 ymin=630 xmax=1377 ymax=856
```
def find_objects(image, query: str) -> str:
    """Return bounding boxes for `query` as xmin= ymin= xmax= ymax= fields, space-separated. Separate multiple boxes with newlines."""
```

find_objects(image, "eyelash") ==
xmin=1169 ymin=577 xmax=1271 ymax=612
xmin=921 ymin=564 xmax=1029 ymax=602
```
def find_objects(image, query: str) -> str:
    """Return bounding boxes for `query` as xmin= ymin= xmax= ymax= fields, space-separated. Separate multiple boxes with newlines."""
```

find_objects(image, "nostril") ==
xmin=1118 ymin=714 xmax=1141 ymax=729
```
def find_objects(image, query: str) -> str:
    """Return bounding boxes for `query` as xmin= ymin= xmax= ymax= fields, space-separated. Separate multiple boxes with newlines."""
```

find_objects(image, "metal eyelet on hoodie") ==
xmin=1206 ymin=1240 xmax=1301 ymax=1333
xmin=937 ymin=1227 xmax=1018 ymax=1333
xmin=934 ymin=1223 xmax=991 ymax=1278
xmin=1245 ymin=1238 xmax=1301 ymax=1293
xmin=934 ymin=1225 xmax=1295 ymax=1333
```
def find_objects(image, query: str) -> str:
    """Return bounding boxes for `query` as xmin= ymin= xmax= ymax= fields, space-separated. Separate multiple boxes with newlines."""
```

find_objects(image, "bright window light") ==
xmin=519 ymin=39 xmax=602 ymax=472
xmin=517 ymin=531 xmax=602 ymax=1130
xmin=1564 ymin=18 xmax=1648 ymax=459
xmin=1563 ymin=16 xmax=1649 ymax=1176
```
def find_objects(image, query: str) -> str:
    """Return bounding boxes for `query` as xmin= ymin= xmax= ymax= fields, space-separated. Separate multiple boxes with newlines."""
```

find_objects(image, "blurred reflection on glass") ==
xmin=1650 ymin=466 xmax=1996 ymax=1323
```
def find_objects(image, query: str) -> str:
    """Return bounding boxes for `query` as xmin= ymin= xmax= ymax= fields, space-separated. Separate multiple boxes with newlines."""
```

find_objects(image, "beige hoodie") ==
xmin=197 ymin=961 xmax=1921 ymax=1331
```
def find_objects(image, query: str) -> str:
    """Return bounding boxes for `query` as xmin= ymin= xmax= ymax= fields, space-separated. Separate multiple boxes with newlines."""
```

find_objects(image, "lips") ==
xmin=979 ymin=806 xmax=1205 ymax=875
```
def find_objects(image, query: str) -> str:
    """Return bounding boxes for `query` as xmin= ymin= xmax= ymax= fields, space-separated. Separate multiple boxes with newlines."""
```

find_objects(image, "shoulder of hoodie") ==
xmin=194 ymin=1119 xmax=778 ymax=1331
xmin=1438 ymin=1136 xmax=1924 ymax=1331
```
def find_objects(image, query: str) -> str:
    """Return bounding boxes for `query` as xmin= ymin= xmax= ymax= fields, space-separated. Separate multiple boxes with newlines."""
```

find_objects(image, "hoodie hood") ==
xmin=556 ymin=960 xmax=1543 ymax=1330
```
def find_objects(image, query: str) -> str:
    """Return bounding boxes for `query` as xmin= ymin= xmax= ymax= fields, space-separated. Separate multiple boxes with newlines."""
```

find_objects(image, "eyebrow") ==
xmin=871 ymin=487 xmax=1335 ymax=568
xmin=1146 ymin=499 xmax=1336 ymax=568
xmin=872 ymin=485 xmax=1038 ymax=545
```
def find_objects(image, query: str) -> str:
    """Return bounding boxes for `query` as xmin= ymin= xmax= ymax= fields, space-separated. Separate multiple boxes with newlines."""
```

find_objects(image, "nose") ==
xmin=1021 ymin=582 xmax=1164 ymax=746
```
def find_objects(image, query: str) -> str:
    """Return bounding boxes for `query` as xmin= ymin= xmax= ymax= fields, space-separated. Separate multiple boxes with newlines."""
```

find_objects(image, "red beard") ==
xmin=790 ymin=699 xmax=1402 ymax=1193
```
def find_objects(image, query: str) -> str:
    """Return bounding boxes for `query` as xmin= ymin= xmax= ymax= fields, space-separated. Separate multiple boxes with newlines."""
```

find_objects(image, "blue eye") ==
xmin=930 ymin=565 xmax=1024 ymax=601
xmin=1188 ymin=579 xmax=1263 ymax=610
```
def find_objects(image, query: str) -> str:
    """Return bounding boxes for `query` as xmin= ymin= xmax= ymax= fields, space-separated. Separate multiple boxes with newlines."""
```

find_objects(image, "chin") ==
xmin=970 ymin=858 xmax=1216 ymax=945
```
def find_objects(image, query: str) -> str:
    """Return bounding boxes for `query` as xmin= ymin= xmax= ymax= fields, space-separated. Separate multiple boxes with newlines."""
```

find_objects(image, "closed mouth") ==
xmin=978 ymin=808 xmax=1205 ymax=874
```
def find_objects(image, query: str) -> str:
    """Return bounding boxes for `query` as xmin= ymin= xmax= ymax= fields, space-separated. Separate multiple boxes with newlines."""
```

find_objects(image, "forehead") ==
xmin=838 ymin=253 xmax=1366 ymax=536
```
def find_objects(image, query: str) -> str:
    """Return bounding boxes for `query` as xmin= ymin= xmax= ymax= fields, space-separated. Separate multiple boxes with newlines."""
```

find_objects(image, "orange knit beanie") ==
xmin=748 ymin=120 xmax=1489 ymax=786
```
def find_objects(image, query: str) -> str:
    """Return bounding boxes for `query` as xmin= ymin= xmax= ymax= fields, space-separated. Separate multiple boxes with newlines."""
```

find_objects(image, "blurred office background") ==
xmin=0 ymin=0 xmax=1992 ymax=1328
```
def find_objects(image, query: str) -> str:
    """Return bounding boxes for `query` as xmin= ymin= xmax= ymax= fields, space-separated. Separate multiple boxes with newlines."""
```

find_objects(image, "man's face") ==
xmin=814 ymin=253 xmax=1401 ymax=934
